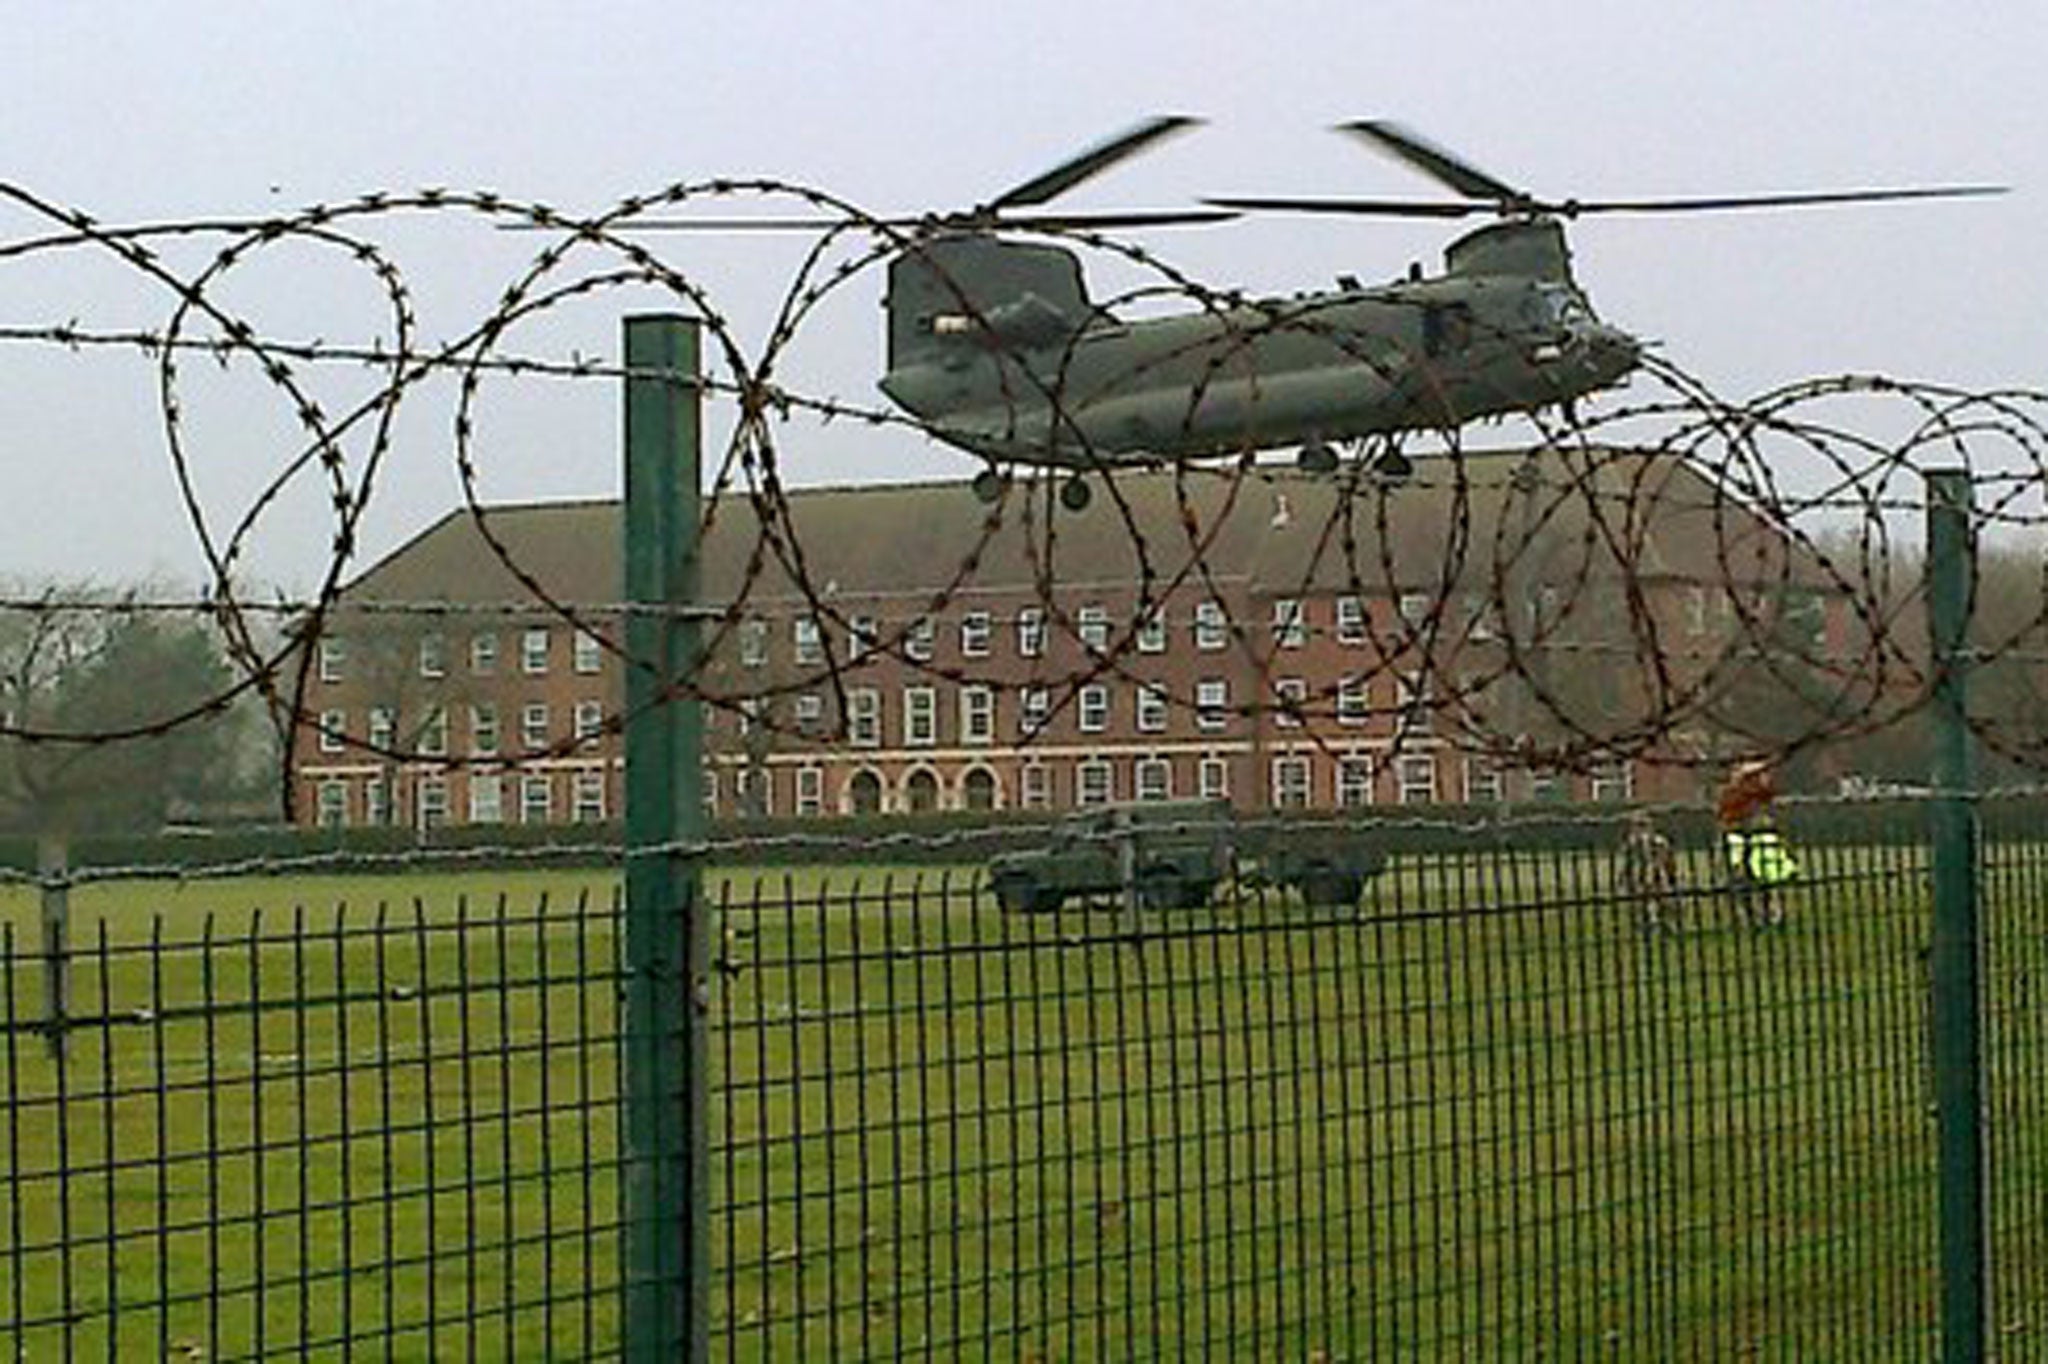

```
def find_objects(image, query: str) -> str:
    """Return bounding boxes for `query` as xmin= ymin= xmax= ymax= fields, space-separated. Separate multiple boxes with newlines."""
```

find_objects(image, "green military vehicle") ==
xmin=987 ymin=799 xmax=1387 ymax=914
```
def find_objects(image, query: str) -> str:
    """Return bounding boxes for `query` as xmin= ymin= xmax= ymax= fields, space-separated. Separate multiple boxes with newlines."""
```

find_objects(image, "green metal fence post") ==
xmin=1926 ymin=466 xmax=1985 ymax=1363
xmin=621 ymin=313 xmax=707 ymax=1364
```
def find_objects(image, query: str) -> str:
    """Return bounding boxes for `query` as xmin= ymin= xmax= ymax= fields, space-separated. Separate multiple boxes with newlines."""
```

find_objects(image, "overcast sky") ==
xmin=1 ymin=1 xmax=2039 ymax=591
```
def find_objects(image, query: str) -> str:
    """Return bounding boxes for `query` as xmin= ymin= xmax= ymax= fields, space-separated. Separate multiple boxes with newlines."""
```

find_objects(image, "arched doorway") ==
xmin=903 ymin=768 xmax=940 ymax=814
xmin=848 ymin=769 xmax=884 ymax=815
xmin=961 ymin=767 xmax=999 ymax=812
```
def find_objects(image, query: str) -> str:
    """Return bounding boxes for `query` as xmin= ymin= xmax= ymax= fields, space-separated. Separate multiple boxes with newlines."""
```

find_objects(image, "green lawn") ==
xmin=3 ymin=844 xmax=2045 ymax=1360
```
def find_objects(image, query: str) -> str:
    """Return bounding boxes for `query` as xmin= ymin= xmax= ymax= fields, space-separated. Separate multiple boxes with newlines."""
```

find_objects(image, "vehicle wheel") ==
xmin=971 ymin=468 xmax=1006 ymax=503
xmin=992 ymin=875 xmax=1041 ymax=914
xmin=1298 ymin=865 xmax=1363 ymax=907
xmin=1059 ymin=477 xmax=1093 ymax=512
xmin=1296 ymin=441 xmax=1338 ymax=475
xmin=1139 ymin=867 xmax=1184 ymax=911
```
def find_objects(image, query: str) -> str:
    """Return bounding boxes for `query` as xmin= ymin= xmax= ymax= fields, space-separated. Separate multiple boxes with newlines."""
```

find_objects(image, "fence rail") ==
xmin=4 ymin=806 xmax=2044 ymax=1359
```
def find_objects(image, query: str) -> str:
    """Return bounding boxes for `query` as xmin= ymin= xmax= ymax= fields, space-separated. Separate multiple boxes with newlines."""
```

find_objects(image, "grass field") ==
xmin=3 ymin=840 xmax=2046 ymax=1360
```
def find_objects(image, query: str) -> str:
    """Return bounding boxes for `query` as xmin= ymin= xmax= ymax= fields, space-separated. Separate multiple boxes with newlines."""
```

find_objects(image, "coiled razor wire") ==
xmin=0 ymin=176 xmax=2042 ymax=815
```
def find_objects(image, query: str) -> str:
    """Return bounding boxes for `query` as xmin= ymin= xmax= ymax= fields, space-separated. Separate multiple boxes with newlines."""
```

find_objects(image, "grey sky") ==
xmin=2 ymin=1 xmax=2038 ymax=590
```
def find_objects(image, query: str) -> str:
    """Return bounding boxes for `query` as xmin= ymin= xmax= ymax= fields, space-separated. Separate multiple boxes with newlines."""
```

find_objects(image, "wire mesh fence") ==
xmin=4 ymin=801 xmax=2043 ymax=1360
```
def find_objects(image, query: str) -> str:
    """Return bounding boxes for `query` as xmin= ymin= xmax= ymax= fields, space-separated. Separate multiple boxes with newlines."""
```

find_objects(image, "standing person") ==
xmin=1717 ymin=759 xmax=1798 ymax=927
xmin=1617 ymin=810 xmax=1681 ymax=934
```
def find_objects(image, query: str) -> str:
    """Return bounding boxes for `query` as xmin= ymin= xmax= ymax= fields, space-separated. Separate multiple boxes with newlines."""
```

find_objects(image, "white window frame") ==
xmin=904 ymin=618 xmax=935 ymax=663
xmin=316 ymin=779 xmax=348 ymax=827
xmin=848 ymin=688 xmax=880 ymax=747
xmin=1272 ymin=598 xmax=1306 ymax=649
xmin=1398 ymin=754 xmax=1439 ymax=805
xmin=574 ymin=628 xmax=604 ymax=674
xmin=521 ymin=773 xmax=553 ymax=825
xmin=574 ymin=700 xmax=604 ymax=745
xmin=1078 ymin=684 xmax=1109 ymax=734
xmin=1136 ymin=683 xmax=1168 ymax=734
xmin=522 ymin=626 xmax=551 ymax=676
xmin=318 ymin=709 xmax=346 ymax=754
xmin=1020 ymin=686 xmax=1051 ymax=736
xmin=1338 ymin=754 xmax=1375 ymax=807
xmin=1136 ymin=610 xmax=1167 ymax=654
xmin=1335 ymin=596 xmax=1367 ymax=646
xmin=317 ymin=638 xmax=345 ymax=684
xmin=796 ymin=766 xmax=824 ymax=816
xmin=1078 ymin=604 xmax=1110 ymax=654
xmin=1274 ymin=677 xmax=1308 ymax=729
xmin=1135 ymin=755 xmax=1172 ymax=802
xmin=417 ymin=775 xmax=450 ymax=831
xmin=522 ymin=702 xmax=550 ymax=753
xmin=572 ymin=769 xmax=607 ymax=823
xmin=1464 ymin=755 xmax=1506 ymax=804
xmin=1271 ymin=754 xmax=1311 ymax=809
xmin=903 ymin=685 xmax=937 ymax=747
xmin=368 ymin=706 xmax=395 ymax=751
xmin=959 ymin=611 xmax=991 ymax=658
xmin=469 ymin=772 xmax=504 ymax=824
xmin=1196 ymin=678 xmax=1229 ymax=732
xmin=1338 ymin=676 xmax=1369 ymax=726
xmin=419 ymin=705 xmax=448 ymax=758
xmin=1198 ymin=756 xmax=1230 ymax=801
xmin=1076 ymin=758 xmax=1113 ymax=807
xmin=1195 ymin=600 xmax=1228 ymax=651
xmin=959 ymin=684 xmax=994 ymax=745
xmin=1016 ymin=607 xmax=1046 ymax=658
xmin=792 ymin=617 xmax=823 ymax=665
xmin=1020 ymin=762 xmax=1052 ymax=810
xmin=739 ymin=618 xmax=768 ymax=668
xmin=470 ymin=632 xmax=498 ymax=676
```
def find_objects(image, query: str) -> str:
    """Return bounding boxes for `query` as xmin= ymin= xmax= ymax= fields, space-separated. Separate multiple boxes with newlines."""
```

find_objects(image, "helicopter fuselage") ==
xmin=879 ymin=227 xmax=1640 ymax=474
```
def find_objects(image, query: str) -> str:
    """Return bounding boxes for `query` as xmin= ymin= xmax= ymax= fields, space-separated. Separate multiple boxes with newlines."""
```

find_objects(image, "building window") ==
xmin=573 ymin=770 xmax=607 ymax=823
xmin=1338 ymin=676 xmax=1368 ymax=726
xmin=739 ymin=618 xmax=768 ymax=668
xmin=316 ymin=779 xmax=348 ymax=828
xmin=1078 ymin=684 xmax=1109 ymax=733
xmin=522 ymin=627 xmax=551 ymax=675
xmin=574 ymin=628 xmax=604 ymax=674
xmin=1135 ymin=755 xmax=1172 ymax=802
xmin=1272 ymin=598 xmax=1306 ymax=649
xmin=368 ymin=706 xmax=395 ymax=751
xmin=1591 ymin=763 xmax=1633 ymax=803
xmin=521 ymin=773 xmax=553 ymax=824
xmin=1271 ymin=755 xmax=1311 ymax=809
xmin=1399 ymin=592 xmax=1433 ymax=632
xmin=1078 ymin=604 xmax=1110 ymax=653
xmin=849 ymin=615 xmax=879 ymax=660
xmin=1198 ymin=756 xmax=1229 ymax=801
xmin=1195 ymin=600 xmax=1228 ymax=651
xmin=574 ymin=700 xmax=604 ymax=746
xmin=1398 ymin=673 xmax=1434 ymax=737
xmin=522 ymin=703 xmax=550 ymax=753
xmin=904 ymin=618 xmax=935 ymax=663
xmin=1016 ymin=607 xmax=1045 ymax=658
xmin=1077 ymin=759 xmax=1113 ymax=807
xmin=470 ymin=704 xmax=499 ymax=757
xmin=365 ymin=780 xmax=390 ymax=827
xmin=848 ymin=688 xmax=880 ymax=747
xmin=1338 ymin=755 xmax=1374 ymax=807
xmin=418 ymin=632 xmax=447 ymax=679
xmin=318 ymin=709 xmax=346 ymax=754
xmin=903 ymin=686 xmax=937 ymax=746
xmin=847 ymin=769 xmax=883 ymax=816
xmin=1020 ymin=763 xmax=1051 ymax=809
xmin=793 ymin=617 xmax=822 ymax=665
xmin=1465 ymin=755 xmax=1505 ymax=804
xmin=417 ymin=776 xmax=449 ymax=831
xmin=1020 ymin=686 xmax=1051 ymax=736
xmin=1136 ymin=609 xmax=1167 ymax=654
xmin=960 ymin=685 xmax=994 ymax=744
xmin=795 ymin=766 xmax=824 ymax=816
xmin=1136 ymin=683 xmax=1168 ymax=734
xmin=469 ymin=772 xmax=503 ymax=824
xmin=795 ymin=692 xmax=825 ymax=735
xmin=470 ymin=632 xmax=498 ymax=676
xmin=1398 ymin=754 xmax=1438 ymax=805
xmin=962 ymin=767 xmax=998 ymax=811
xmin=1335 ymin=596 xmax=1367 ymax=646
xmin=419 ymin=706 xmax=448 ymax=757
xmin=1196 ymin=679 xmax=1229 ymax=732
xmin=903 ymin=769 xmax=939 ymax=814
xmin=317 ymin=639 xmax=345 ymax=683
xmin=1274 ymin=677 xmax=1308 ymax=728
xmin=959 ymin=611 xmax=991 ymax=658
xmin=1686 ymin=585 xmax=1710 ymax=636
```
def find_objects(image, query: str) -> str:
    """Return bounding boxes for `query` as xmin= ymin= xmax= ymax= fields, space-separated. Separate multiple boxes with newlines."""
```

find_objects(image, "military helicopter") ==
xmin=631 ymin=118 xmax=2004 ymax=511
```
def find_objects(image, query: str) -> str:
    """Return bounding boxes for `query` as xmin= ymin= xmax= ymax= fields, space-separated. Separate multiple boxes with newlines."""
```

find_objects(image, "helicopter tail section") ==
xmin=885 ymin=235 xmax=1091 ymax=372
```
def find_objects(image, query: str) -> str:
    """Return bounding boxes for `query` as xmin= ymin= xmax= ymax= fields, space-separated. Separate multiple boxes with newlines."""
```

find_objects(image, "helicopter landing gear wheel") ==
xmin=1296 ymin=441 xmax=1339 ymax=476
xmin=1059 ymin=477 xmax=1093 ymax=512
xmin=971 ymin=468 xmax=1006 ymax=504
xmin=1367 ymin=440 xmax=1414 ymax=483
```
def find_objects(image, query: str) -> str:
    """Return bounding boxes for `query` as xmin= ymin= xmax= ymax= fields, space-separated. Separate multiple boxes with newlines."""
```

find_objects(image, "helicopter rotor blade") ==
xmin=984 ymin=115 xmax=1203 ymax=213
xmin=1337 ymin=119 xmax=1530 ymax=204
xmin=1204 ymin=195 xmax=1489 ymax=219
xmin=1549 ymin=185 xmax=2009 ymax=215
xmin=541 ymin=207 xmax=1239 ymax=233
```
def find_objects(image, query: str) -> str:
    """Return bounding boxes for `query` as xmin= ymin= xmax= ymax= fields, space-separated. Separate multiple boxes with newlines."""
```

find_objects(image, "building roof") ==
xmin=337 ymin=449 xmax=1811 ymax=613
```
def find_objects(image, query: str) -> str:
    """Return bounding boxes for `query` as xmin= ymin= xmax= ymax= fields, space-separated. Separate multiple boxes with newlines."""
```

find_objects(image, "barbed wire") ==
xmin=0 ymin=174 xmax=2043 ymax=828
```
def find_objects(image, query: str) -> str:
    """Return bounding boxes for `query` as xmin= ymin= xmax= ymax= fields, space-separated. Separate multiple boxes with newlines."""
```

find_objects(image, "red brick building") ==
xmin=291 ymin=451 xmax=1846 ymax=828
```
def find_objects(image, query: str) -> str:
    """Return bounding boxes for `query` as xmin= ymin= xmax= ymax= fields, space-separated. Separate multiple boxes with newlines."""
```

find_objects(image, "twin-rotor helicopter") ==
xmin=627 ymin=119 xmax=2004 ymax=510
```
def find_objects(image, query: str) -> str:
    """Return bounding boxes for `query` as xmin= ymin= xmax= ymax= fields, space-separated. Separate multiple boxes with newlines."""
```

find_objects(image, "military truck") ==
xmin=987 ymin=799 xmax=1387 ymax=913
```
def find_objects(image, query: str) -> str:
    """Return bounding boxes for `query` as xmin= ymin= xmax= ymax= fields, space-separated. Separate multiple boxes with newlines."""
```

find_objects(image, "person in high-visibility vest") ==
xmin=1718 ymin=759 xmax=1797 ymax=927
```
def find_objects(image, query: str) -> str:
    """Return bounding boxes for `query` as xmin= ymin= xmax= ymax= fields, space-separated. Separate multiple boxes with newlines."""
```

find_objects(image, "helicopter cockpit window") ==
xmin=1528 ymin=285 xmax=1590 ymax=331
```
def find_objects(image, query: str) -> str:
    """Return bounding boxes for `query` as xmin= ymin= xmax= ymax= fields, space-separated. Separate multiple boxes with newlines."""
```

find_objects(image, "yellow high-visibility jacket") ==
xmin=1725 ymin=828 xmax=1800 ymax=885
